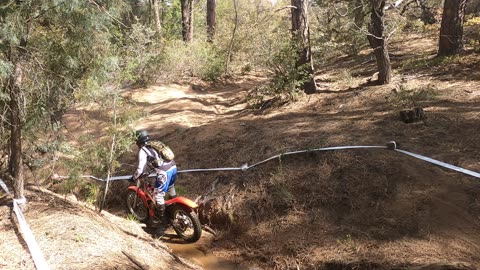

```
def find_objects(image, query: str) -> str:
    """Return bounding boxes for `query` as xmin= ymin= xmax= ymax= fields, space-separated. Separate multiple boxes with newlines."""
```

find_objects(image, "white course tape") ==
xmin=247 ymin=145 xmax=387 ymax=169
xmin=13 ymin=198 xmax=50 ymax=270
xmin=1 ymin=178 xmax=50 ymax=270
xmin=0 ymin=178 xmax=10 ymax=194
xmin=56 ymin=142 xmax=480 ymax=181
xmin=395 ymin=149 xmax=480 ymax=179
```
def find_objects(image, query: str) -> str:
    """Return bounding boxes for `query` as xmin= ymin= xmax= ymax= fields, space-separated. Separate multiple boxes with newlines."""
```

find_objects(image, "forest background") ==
xmin=1 ymin=0 xmax=480 ymax=268
xmin=2 ymin=0 xmax=478 ymax=202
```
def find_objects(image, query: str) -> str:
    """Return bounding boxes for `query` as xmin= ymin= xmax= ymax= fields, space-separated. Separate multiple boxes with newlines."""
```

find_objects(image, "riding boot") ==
xmin=154 ymin=204 xmax=167 ymax=236
xmin=155 ymin=204 xmax=166 ymax=223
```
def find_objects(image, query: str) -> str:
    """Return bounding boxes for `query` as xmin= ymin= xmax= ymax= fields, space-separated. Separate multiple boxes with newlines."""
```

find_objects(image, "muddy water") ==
xmin=165 ymin=234 xmax=253 ymax=270
xmin=167 ymin=243 xmax=241 ymax=269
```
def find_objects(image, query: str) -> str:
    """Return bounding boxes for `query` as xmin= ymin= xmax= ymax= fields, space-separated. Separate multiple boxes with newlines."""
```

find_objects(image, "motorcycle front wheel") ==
xmin=169 ymin=205 xmax=202 ymax=243
xmin=126 ymin=190 xmax=149 ymax=222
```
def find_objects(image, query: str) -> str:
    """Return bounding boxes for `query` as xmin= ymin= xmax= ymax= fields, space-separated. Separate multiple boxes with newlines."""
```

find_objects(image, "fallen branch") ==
xmin=202 ymin=224 xmax=217 ymax=236
xmin=122 ymin=250 xmax=150 ymax=270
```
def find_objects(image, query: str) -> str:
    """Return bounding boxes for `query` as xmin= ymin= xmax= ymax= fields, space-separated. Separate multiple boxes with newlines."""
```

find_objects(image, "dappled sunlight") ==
xmin=127 ymin=84 xmax=191 ymax=103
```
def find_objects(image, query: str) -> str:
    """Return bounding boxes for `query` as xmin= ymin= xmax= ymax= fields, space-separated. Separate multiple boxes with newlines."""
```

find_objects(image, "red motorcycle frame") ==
xmin=125 ymin=174 xmax=202 ymax=243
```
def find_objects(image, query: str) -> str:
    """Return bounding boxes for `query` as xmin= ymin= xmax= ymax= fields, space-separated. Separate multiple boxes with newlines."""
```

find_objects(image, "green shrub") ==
xmin=161 ymin=40 xmax=225 ymax=82
xmin=247 ymin=39 xmax=308 ymax=108
xmin=403 ymin=19 xmax=426 ymax=33
xmin=388 ymin=83 xmax=437 ymax=109
xmin=85 ymin=183 xmax=100 ymax=204
xmin=120 ymin=23 xmax=163 ymax=86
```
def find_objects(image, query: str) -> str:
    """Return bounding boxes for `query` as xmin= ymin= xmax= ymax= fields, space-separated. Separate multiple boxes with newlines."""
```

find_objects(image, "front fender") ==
xmin=166 ymin=196 xmax=198 ymax=209
xmin=128 ymin=186 xmax=148 ymax=203
xmin=127 ymin=185 xmax=142 ymax=193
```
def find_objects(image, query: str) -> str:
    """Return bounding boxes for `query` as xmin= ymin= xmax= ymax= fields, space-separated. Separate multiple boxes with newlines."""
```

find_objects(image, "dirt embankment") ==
xmin=0 ymin=187 xmax=201 ymax=270
xmin=119 ymin=32 xmax=480 ymax=269
xmin=2 ymin=31 xmax=480 ymax=269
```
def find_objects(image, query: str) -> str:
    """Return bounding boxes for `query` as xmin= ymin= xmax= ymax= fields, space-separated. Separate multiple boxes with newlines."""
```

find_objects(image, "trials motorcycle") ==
xmin=125 ymin=173 xmax=202 ymax=243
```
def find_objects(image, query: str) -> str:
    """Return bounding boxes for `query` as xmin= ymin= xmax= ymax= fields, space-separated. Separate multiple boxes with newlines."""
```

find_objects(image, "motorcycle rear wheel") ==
xmin=169 ymin=205 xmax=202 ymax=243
xmin=126 ymin=190 xmax=149 ymax=222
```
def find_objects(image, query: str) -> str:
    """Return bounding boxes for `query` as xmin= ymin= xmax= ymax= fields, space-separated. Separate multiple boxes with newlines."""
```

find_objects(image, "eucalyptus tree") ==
xmin=438 ymin=0 xmax=467 ymax=56
xmin=207 ymin=0 xmax=216 ymax=42
xmin=291 ymin=0 xmax=317 ymax=94
xmin=0 ymin=0 xmax=127 ymax=204
xmin=367 ymin=0 xmax=391 ymax=84
xmin=181 ymin=0 xmax=194 ymax=42
xmin=152 ymin=0 xmax=162 ymax=36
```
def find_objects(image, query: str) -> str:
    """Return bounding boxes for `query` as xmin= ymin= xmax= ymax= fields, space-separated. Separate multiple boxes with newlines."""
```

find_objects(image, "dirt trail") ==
xmin=123 ymin=79 xmax=261 ymax=269
xmin=121 ymin=64 xmax=480 ymax=270
xmin=3 ymin=31 xmax=480 ymax=269
xmin=32 ymin=47 xmax=480 ymax=269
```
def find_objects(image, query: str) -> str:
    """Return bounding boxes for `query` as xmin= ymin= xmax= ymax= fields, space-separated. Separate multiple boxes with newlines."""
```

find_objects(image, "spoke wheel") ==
xmin=170 ymin=205 xmax=202 ymax=243
xmin=126 ymin=190 xmax=149 ymax=222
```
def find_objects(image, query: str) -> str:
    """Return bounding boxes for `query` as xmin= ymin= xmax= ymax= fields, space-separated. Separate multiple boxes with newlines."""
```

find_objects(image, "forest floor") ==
xmin=1 ymin=28 xmax=480 ymax=269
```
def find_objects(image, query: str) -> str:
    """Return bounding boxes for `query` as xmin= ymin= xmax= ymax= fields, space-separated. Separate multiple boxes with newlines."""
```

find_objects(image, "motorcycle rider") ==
xmin=130 ymin=130 xmax=177 ymax=228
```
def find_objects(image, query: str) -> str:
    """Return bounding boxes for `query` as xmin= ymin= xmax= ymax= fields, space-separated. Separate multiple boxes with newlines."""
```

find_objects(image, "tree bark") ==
xmin=367 ymin=0 xmax=391 ymax=85
xmin=291 ymin=0 xmax=317 ymax=94
xmin=151 ymin=0 xmax=162 ymax=37
xmin=206 ymin=0 xmax=216 ymax=42
xmin=181 ymin=0 xmax=194 ymax=42
xmin=8 ymin=55 xmax=25 ymax=201
xmin=438 ymin=0 xmax=467 ymax=56
xmin=225 ymin=0 xmax=238 ymax=74
xmin=6 ymin=3 xmax=30 ymax=203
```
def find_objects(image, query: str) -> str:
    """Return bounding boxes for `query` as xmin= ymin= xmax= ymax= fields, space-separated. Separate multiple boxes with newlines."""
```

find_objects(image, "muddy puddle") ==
xmin=164 ymin=233 xmax=255 ymax=270
xmin=167 ymin=242 xmax=242 ymax=269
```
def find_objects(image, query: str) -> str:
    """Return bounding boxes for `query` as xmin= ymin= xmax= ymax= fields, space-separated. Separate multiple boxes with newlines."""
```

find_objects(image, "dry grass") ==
xmin=0 ymin=188 xmax=200 ymax=270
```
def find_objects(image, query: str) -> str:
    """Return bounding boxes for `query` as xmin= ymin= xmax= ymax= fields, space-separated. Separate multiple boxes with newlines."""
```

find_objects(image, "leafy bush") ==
xmin=465 ymin=16 xmax=480 ymax=52
xmin=403 ymin=19 xmax=426 ymax=33
xmin=247 ymin=39 xmax=307 ymax=108
xmin=120 ymin=23 xmax=163 ymax=86
xmin=161 ymin=40 xmax=225 ymax=82
xmin=388 ymin=83 xmax=437 ymax=109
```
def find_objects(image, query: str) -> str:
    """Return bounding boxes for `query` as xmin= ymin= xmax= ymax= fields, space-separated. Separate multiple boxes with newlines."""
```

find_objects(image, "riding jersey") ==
xmin=134 ymin=145 xmax=177 ymax=193
xmin=134 ymin=145 xmax=176 ymax=178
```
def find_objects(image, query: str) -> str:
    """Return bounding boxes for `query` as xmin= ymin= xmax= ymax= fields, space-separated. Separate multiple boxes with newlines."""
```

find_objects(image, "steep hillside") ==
xmin=112 ymin=31 xmax=480 ymax=269
xmin=0 ymin=187 xmax=200 ymax=269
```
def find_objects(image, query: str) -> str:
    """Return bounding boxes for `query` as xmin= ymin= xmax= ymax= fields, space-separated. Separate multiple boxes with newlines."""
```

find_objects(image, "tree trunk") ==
xmin=225 ymin=0 xmax=238 ymax=74
xmin=367 ymin=0 xmax=391 ymax=85
xmin=8 ymin=57 xmax=25 ymax=201
xmin=438 ymin=0 xmax=467 ymax=56
xmin=151 ymin=0 xmax=162 ymax=36
xmin=181 ymin=0 xmax=194 ymax=42
xmin=206 ymin=0 xmax=216 ymax=42
xmin=291 ymin=0 xmax=317 ymax=94
xmin=7 ymin=4 xmax=30 ymax=203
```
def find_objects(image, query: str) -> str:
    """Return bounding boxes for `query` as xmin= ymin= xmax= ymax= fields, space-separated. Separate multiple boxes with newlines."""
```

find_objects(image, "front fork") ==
xmin=129 ymin=183 xmax=156 ymax=218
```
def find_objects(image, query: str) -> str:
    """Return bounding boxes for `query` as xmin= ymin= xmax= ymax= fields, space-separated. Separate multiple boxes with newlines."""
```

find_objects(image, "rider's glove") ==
xmin=128 ymin=176 xmax=135 ymax=183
